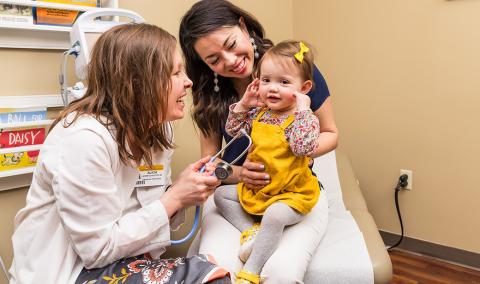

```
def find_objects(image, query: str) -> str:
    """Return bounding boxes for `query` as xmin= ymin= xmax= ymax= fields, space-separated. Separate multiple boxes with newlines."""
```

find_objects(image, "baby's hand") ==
xmin=237 ymin=79 xmax=264 ymax=111
xmin=293 ymin=91 xmax=311 ymax=111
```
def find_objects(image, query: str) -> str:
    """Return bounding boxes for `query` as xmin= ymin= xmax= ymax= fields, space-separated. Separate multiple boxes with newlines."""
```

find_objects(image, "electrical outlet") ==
xmin=400 ymin=169 xmax=413 ymax=190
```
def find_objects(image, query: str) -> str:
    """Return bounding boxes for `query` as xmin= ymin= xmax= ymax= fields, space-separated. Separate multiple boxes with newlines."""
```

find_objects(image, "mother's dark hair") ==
xmin=179 ymin=0 xmax=272 ymax=136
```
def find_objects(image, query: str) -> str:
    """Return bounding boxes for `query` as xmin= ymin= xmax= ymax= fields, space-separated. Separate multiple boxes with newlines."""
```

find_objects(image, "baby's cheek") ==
xmin=285 ymin=92 xmax=296 ymax=101
xmin=257 ymin=85 xmax=268 ymax=94
xmin=258 ymin=90 xmax=268 ymax=100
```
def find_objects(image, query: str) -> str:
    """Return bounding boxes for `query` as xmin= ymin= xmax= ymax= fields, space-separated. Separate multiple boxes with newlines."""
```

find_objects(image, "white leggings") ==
xmin=214 ymin=186 xmax=304 ymax=275
xmin=192 ymin=184 xmax=329 ymax=283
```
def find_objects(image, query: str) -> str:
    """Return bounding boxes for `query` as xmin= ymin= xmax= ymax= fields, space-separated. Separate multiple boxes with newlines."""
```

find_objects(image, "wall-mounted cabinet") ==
xmin=0 ymin=0 xmax=117 ymax=49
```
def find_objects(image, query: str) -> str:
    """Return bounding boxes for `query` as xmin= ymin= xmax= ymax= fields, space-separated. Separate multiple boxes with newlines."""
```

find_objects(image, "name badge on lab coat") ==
xmin=135 ymin=164 xmax=165 ymax=187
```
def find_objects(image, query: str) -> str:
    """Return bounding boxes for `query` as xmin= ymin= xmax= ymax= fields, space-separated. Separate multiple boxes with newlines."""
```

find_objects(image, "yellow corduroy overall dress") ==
xmin=237 ymin=109 xmax=320 ymax=216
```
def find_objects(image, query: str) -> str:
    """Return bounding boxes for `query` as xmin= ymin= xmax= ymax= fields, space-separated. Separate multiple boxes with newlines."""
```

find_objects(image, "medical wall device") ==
xmin=170 ymin=129 xmax=252 ymax=245
xmin=59 ymin=8 xmax=145 ymax=105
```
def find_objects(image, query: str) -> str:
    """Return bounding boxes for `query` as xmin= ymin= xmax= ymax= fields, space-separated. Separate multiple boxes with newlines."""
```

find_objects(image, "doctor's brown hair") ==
xmin=52 ymin=23 xmax=176 ymax=166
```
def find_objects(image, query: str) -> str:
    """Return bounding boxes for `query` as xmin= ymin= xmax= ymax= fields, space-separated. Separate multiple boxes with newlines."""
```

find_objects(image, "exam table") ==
xmin=168 ymin=149 xmax=393 ymax=283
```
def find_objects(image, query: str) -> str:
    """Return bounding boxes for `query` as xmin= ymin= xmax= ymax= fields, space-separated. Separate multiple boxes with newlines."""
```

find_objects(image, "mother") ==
xmin=179 ymin=0 xmax=338 ymax=187
xmin=179 ymin=0 xmax=338 ymax=282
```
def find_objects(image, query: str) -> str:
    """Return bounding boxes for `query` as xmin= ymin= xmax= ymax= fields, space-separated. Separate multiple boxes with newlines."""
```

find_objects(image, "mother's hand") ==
xmin=240 ymin=158 xmax=270 ymax=189
xmin=161 ymin=156 xmax=220 ymax=216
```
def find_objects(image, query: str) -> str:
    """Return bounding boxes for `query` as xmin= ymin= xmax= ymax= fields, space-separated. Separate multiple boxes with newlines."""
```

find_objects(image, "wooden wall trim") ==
xmin=380 ymin=230 xmax=480 ymax=271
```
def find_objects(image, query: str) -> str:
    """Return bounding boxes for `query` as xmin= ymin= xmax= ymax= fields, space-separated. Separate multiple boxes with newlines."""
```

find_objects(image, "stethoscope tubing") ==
xmin=170 ymin=130 xmax=252 ymax=245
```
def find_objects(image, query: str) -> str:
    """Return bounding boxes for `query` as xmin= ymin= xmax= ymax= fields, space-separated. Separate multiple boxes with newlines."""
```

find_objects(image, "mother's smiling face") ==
xmin=193 ymin=23 xmax=255 ymax=80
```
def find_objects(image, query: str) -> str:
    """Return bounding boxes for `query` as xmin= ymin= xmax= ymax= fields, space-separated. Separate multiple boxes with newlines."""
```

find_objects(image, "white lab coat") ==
xmin=9 ymin=114 xmax=184 ymax=284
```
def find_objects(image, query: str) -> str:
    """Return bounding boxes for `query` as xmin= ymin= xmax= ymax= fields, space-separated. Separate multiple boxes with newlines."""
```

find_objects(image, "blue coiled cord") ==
xmin=170 ymin=156 xmax=215 ymax=245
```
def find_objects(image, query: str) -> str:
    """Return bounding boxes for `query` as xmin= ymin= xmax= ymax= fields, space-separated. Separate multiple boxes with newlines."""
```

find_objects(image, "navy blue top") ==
xmin=221 ymin=65 xmax=330 ymax=165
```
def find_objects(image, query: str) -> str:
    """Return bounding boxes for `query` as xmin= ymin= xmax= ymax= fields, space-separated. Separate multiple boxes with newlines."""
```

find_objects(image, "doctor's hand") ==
xmin=240 ymin=157 xmax=271 ymax=189
xmin=160 ymin=156 xmax=220 ymax=217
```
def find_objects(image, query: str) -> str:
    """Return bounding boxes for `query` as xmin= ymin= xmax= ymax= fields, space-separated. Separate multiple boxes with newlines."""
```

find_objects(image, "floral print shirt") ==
xmin=226 ymin=104 xmax=320 ymax=156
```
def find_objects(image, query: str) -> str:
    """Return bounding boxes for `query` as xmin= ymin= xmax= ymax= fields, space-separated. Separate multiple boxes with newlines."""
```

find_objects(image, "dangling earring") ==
xmin=213 ymin=72 xmax=220 ymax=93
xmin=250 ymin=37 xmax=259 ymax=59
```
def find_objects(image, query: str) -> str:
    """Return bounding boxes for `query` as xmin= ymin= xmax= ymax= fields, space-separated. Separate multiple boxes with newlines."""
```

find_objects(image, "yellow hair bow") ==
xmin=294 ymin=42 xmax=310 ymax=63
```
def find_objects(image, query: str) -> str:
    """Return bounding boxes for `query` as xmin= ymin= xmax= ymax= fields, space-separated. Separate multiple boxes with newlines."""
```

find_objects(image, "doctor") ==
xmin=9 ymin=24 xmax=229 ymax=284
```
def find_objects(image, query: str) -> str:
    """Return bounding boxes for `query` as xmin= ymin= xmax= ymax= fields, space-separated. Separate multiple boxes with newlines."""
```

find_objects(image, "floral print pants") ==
xmin=76 ymin=254 xmax=230 ymax=284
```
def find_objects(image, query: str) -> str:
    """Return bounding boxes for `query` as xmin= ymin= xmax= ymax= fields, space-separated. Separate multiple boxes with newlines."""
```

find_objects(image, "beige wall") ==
xmin=2 ymin=1 xmax=479 ymax=281
xmin=294 ymin=0 xmax=480 ymax=253
xmin=0 ymin=0 xmax=293 ymax=278
xmin=0 ymin=188 xmax=27 ymax=284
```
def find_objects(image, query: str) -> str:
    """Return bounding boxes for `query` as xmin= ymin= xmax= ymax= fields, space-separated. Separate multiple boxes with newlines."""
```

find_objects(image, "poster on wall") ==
xmin=0 ymin=127 xmax=45 ymax=172
xmin=0 ymin=107 xmax=47 ymax=173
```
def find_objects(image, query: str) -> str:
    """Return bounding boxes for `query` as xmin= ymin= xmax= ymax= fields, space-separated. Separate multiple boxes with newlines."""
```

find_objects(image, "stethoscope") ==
xmin=170 ymin=129 xmax=253 ymax=245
